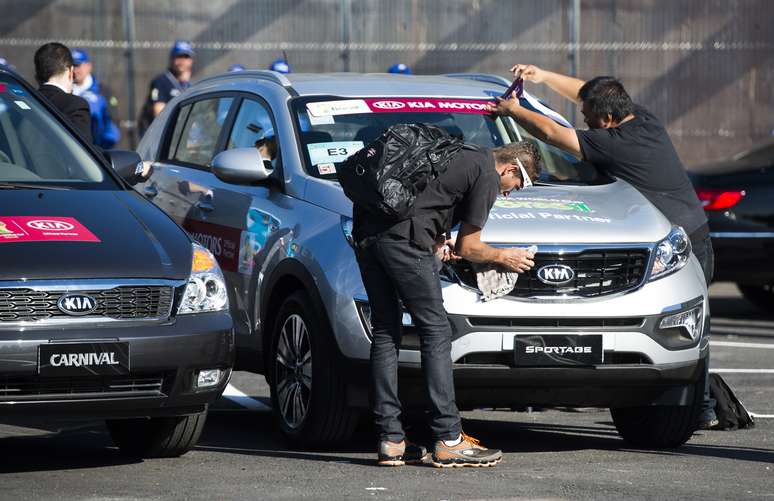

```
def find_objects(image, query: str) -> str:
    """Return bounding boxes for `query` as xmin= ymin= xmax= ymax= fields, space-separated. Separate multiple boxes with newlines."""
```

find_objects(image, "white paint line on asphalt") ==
xmin=222 ymin=384 xmax=272 ymax=411
xmin=711 ymin=341 xmax=774 ymax=349
xmin=710 ymin=369 xmax=774 ymax=374
xmin=751 ymin=413 xmax=774 ymax=419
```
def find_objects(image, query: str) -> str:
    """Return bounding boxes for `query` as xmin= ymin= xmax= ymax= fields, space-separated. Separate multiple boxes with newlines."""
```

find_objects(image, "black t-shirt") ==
xmin=577 ymin=104 xmax=706 ymax=234
xmin=138 ymin=71 xmax=191 ymax=135
xmin=353 ymin=147 xmax=500 ymax=250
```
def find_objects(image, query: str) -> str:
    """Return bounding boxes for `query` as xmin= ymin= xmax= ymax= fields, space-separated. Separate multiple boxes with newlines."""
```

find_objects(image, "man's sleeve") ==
xmin=148 ymin=77 xmax=171 ymax=104
xmin=456 ymin=167 xmax=499 ymax=230
xmin=576 ymin=128 xmax=616 ymax=165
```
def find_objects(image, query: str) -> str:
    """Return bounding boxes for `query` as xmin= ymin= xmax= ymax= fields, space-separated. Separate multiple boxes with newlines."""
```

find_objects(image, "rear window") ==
xmin=291 ymin=96 xmax=603 ymax=185
xmin=0 ymin=75 xmax=115 ymax=188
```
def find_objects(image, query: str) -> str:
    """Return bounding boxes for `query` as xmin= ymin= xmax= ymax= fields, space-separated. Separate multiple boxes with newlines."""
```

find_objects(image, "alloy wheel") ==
xmin=275 ymin=313 xmax=312 ymax=429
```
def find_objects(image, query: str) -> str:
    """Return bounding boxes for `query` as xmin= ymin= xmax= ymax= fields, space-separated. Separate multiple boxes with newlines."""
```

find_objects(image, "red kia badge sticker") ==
xmin=0 ymin=216 xmax=100 ymax=243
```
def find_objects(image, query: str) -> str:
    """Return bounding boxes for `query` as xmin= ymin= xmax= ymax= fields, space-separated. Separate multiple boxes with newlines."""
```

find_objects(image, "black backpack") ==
xmin=708 ymin=373 xmax=755 ymax=430
xmin=338 ymin=123 xmax=466 ymax=220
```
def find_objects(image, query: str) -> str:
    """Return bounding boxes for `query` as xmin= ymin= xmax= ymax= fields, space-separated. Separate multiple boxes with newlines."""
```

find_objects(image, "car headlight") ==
xmin=178 ymin=242 xmax=229 ymax=314
xmin=649 ymin=226 xmax=691 ymax=281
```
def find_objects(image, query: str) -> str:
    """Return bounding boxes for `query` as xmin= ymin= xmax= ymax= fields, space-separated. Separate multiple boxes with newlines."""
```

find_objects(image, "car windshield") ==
xmin=292 ymin=96 xmax=604 ymax=185
xmin=0 ymin=74 xmax=114 ymax=189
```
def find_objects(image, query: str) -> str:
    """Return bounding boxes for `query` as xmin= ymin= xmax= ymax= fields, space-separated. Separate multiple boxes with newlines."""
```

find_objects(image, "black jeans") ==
xmin=355 ymin=235 xmax=461 ymax=443
xmin=690 ymin=224 xmax=717 ymax=421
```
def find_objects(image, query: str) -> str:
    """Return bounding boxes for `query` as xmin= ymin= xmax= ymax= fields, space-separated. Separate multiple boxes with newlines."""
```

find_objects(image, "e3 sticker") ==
xmin=307 ymin=141 xmax=364 ymax=165
xmin=308 ymin=113 xmax=335 ymax=126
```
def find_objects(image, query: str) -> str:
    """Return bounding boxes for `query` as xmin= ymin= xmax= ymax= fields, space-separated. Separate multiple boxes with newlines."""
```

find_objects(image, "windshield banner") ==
xmin=306 ymin=98 xmax=494 ymax=117
xmin=364 ymin=98 xmax=492 ymax=115
xmin=0 ymin=216 xmax=100 ymax=243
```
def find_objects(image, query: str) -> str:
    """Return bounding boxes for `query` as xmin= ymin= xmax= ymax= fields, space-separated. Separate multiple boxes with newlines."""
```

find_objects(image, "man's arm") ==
xmin=511 ymin=64 xmax=585 ymax=104
xmin=455 ymin=223 xmax=534 ymax=273
xmin=486 ymin=97 xmax=582 ymax=159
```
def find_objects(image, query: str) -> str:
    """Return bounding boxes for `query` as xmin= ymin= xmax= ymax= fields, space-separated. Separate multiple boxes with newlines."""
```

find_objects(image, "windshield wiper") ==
xmin=0 ymin=182 xmax=71 ymax=190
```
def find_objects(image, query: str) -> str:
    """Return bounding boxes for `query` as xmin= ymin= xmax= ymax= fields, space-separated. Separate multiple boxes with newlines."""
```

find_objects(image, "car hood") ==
xmin=0 ymin=190 xmax=192 ymax=281
xmin=482 ymin=180 xmax=672 ymax=244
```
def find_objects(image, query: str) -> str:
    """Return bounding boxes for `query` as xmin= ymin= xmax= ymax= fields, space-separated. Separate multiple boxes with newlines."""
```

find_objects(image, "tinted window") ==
xmin=171 ymin=97 xmax=233 ymax=166
xmin=227 ymin=99 xmax=275 ymax=149
xmin=0 ymin=75 xmax=113 ymax=187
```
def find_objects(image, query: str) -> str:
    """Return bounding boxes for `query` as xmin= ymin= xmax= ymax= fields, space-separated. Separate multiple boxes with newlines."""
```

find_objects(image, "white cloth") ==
xmin=473 ymin=262 xmax=519 ymax=302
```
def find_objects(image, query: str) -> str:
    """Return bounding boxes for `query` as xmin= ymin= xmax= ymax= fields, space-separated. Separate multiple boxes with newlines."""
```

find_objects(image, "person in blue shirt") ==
xmin=138 ymin=40 xmax=194 ymax=137
xmin=71 ymin=48 xmax=120 ymax=148
xmin=388 ymin=63 xmax=412 ymax=74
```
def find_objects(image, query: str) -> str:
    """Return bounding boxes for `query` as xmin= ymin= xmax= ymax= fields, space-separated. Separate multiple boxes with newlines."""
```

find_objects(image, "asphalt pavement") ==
xmin=1 ymin=282 xmax=772 ymax=500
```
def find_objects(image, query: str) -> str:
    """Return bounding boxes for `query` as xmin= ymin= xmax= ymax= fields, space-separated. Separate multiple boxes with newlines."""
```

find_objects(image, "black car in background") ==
xmin=0 ymin=68 xmax=234 ymax=457
xmin=690 ymin=138 xmax=774 ymax=311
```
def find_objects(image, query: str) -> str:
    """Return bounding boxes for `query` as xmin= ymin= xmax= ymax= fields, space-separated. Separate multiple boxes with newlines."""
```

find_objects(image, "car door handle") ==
xmin=143 ymin=185 xmax=158 ymax=198
xmin=195 ymin=199 xmax=214 ymax=212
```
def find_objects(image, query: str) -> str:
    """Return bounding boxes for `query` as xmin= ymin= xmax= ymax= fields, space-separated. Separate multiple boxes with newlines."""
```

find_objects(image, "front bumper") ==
xmin=0 ymin=312 xmax=234 ymax=418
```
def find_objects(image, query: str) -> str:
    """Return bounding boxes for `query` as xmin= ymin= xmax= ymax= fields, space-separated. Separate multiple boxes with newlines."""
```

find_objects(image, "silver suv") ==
xmin=137 ymin=71 xmax=709 ymax=449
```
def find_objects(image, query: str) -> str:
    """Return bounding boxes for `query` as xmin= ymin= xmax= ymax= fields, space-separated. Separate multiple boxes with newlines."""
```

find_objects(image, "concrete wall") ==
xmin=0 ymin=0 xmax=771 ymax=165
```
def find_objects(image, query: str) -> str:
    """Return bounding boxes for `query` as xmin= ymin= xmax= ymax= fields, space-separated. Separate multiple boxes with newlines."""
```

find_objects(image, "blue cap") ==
xmin=269 ymin=59 xmax=291 ymax=74
xmin=228 ymin=64 xmax=246 ymax=72
xmin=71 ymin=48 xmax=89 ymax=65
xmin=388 ymin=63 xmax=412 ymax=75
xmin=170 ymin=40 xmax=195 ymax=58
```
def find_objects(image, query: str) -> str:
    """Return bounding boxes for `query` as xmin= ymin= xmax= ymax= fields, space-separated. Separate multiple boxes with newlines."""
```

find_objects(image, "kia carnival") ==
xmin=137 ymin=71 xmax=709 ymax=449
xmin=0 ymin=67 xmax=233 ymax=458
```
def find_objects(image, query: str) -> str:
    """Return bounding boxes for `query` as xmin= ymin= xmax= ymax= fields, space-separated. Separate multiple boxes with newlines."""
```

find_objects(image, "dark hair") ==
xmin=34 ymin=42 xmax=74 ymax=85
xmin=578 ymin=76 xmax=634 ymax=123
xmin=492 ymin=141 xmax=542 ymax=181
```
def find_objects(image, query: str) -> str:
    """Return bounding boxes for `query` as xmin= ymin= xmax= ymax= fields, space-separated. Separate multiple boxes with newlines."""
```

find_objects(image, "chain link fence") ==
xmin=0 ymin=0 xmax=771 ymax=164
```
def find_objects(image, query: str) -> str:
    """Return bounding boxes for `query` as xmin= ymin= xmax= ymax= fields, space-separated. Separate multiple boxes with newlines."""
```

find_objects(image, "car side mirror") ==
xmin=211 ymin=148 xmax=273 ymax=185
xmin=103 ymin=149 xmax=146 ymax=186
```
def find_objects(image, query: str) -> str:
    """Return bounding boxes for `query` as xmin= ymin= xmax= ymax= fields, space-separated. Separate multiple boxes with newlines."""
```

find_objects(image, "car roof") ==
xmin=195 ymin=71 xmax=503 ymax=99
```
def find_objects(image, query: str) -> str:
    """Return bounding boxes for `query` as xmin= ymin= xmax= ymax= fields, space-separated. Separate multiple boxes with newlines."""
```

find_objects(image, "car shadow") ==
xmin=0 ymin=424 xmax=141 ymax=473
xmin=198 ymin=411 xmax=774 ymax=466
xmin=710 ymin=295 xmax=773 ymax=321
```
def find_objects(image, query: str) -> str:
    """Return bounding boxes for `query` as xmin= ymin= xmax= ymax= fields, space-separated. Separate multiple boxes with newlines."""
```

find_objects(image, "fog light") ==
xmin=355 ymin=301 xmax=414 ymax=339
xmin=660 ymin=305 xmax=703 ymax=341
xmin=195 ymin=369 xmax=222 ymax=389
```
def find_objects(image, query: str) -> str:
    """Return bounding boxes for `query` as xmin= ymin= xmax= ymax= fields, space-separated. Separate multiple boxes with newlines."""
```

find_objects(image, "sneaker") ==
xmin=377 ymin=440 xmax=428 ymax=466
xmin=698 ymin=418 xmax=720 ymax=430
xmin=431 ymin=433 xmax=502 ymax=468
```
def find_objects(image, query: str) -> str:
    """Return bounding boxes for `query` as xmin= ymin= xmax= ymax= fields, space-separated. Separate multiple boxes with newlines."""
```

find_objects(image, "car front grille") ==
xmin=448 ymin=248 xmax=650 ymax=298
xmin=0 ymin=286 xmax=175 ymax=323
xmin=0 ymin=373 xmax=167 ymax=401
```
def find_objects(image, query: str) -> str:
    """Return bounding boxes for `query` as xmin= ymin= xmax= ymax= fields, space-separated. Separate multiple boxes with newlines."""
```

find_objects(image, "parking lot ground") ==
xmin=1 ymin=282 xmax=772 ymax=500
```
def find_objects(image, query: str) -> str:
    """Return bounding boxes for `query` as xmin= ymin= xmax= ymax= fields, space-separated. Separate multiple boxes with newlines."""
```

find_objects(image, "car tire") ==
xmin=738 ymin=284 xmax=774 ymax=311
xmin=269 ymin=290 xmax=358 ymax=448
xmin=610 ymin=370 xmax=704 ymax=449
xmin=107 ymin=409 xmax=208 ymax=458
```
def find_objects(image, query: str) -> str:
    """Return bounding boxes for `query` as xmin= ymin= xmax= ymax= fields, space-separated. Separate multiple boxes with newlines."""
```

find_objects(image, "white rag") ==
xmin=473 ymin=263 xmax=519 ymax=302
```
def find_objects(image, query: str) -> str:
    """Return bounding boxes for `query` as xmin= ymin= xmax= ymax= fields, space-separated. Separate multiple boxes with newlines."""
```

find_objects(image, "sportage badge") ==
xmin=57 ymin=293 xmax=98 ymax=316
xmin=537 ymin=264 xmax=575 ymax=285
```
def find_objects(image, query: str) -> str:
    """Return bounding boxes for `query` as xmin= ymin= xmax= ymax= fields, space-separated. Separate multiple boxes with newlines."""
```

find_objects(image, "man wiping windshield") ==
xmin=487 ymin=64 xmax=717 ymax=430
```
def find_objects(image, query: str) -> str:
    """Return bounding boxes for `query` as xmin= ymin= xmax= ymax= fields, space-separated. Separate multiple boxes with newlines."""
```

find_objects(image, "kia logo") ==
xmin=27 ymin=219 xmax=75 ymax=231
xmin=371 ymin=100 xmax=406 ymax=110
xmin=537 ymin=264 xmax=575 ymax=285
xmin=57 ymin=293 xmax=98 ymax=316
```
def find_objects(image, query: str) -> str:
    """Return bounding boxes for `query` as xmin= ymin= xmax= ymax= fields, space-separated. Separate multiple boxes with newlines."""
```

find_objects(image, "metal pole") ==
xmin=340 ymin=0 xmax=351 ymax=72
xmin=122 ymin=0 xmax=138 ymax=149
xmin=567 ymin=0 xmax=581 ymax=125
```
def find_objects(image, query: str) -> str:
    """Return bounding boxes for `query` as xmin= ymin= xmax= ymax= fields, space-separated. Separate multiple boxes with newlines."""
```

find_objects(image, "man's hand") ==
xmin=485 ymin=95 xmax=520 ymax=116
xmin=497 ymin=247 xmax=535 ymax=273
xmin=434 ymin=236 xmax=461 ymax=262
xmin=510 ymin=64 xmax=546 ymax=84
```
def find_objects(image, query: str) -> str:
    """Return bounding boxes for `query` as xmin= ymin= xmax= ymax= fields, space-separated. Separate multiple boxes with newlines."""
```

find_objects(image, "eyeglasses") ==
xmin=515 ymin=157 xmax=533 ymax=189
